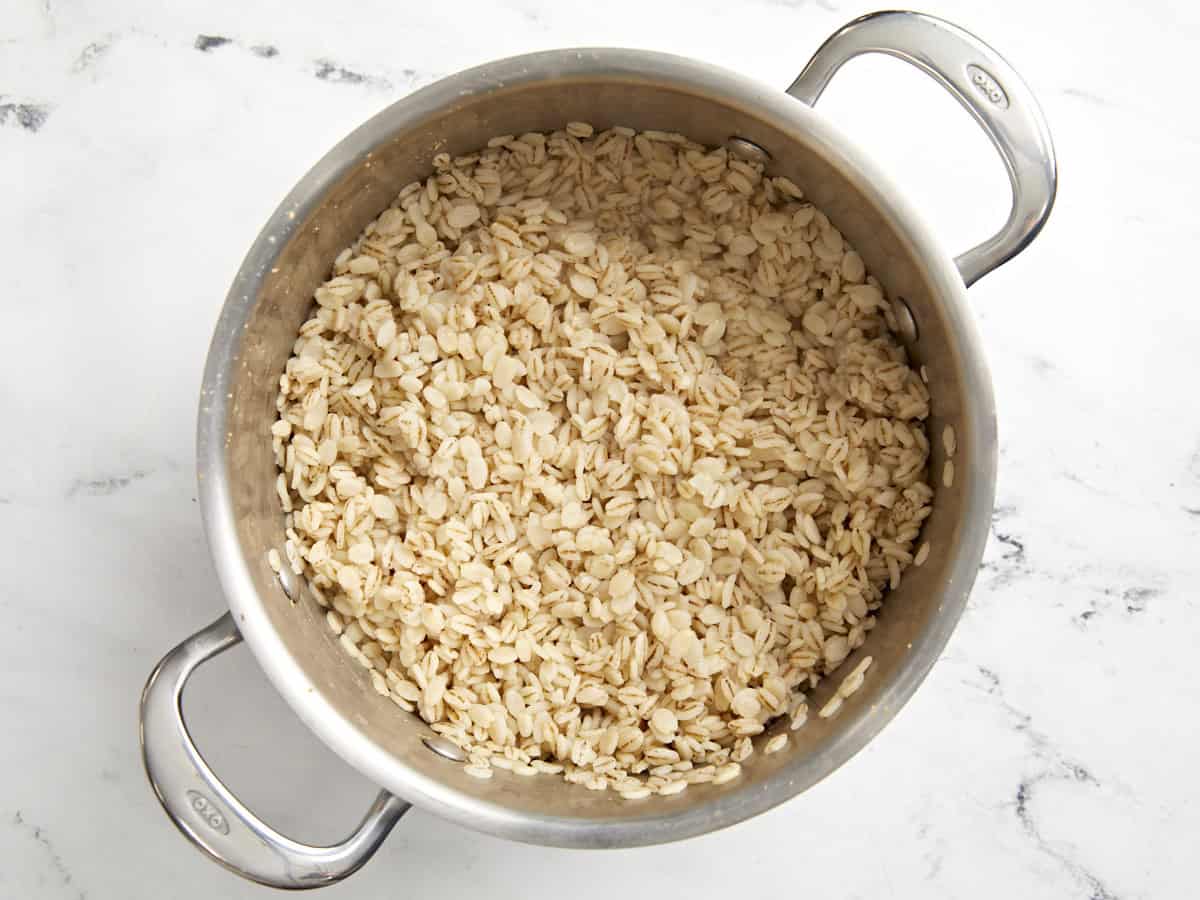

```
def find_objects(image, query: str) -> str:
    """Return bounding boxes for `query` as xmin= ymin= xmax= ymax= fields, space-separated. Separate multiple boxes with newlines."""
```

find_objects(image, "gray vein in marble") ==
xmin=977 ymin=499 xmax=1168 ymax=625
xmin=1028 ymin=354 xmax=1058 ymax=376
xmin=73 ymin=38 xmax=112 ymax=72
xmin=183 ymin=32 xmax=410 ymax=90
xmin=67 ymin=469 xmax=150 ymax=498
xmin=1062 ymin=87 xmax=1116 ymax=109
xmin=976 ymin=496 xmax=1168 ymax=625
xmin=313 ymin=58 xmax=391 ymax=89
xmin=0 ymin=98 xmax=51 ymax=132
xmin=993 ymin=530 xmax=1025 ymax=565
xmin=971 ymin=669 xmax=1115 ymax=900
xmin=1075 ymin=584 xmax=1165 ymax=627
xmin=1122 ymin=586 xmax=1158 ymax=614
xmin=914 ymin=822 xmax=945 ymax=882
xmin=194 ymin=34 xmax=232 ymax=53
xmin=1187 ymin=443 xmax=1200 ymax=482
xmin=11 ymin=811 xmax=86 ymax=900
xmin=1064 ymin=82 xmax=1199 ymax=147
xmin=1059 ymin=470 xmax=1124 ymax=502
xmin=977 ymin=505 xmax=1031 ymax=588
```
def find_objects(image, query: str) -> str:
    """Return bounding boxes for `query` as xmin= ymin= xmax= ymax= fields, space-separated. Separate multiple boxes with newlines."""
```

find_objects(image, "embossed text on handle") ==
xmin=966 ymin=64 xmax=1009 ymax=108
xmin=186 ymin=789 xmax=231 ymax=835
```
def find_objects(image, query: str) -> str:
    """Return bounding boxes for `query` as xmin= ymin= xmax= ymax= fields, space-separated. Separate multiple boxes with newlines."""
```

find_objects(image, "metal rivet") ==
xmin=892 ymin=297 xmax=919 ymax=344
xmin=423 ymin=736 xmax=466 ymax=762
xmin=725 ymin=137 xmax=771 ymax=164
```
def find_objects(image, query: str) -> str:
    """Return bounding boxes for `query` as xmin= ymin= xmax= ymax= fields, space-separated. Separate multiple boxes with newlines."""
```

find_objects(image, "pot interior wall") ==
xmin=216 ymin=62 xmax=982 ymax=838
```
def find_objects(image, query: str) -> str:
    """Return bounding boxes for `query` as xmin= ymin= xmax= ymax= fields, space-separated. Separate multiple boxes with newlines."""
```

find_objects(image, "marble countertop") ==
xmin=3 ymin=0 xmax=1197 ymax=897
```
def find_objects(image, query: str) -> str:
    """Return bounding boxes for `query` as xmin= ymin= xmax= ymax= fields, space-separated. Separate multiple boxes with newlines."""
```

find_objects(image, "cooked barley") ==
xmin=764 ymin=733 xmax=789 ymax=755
xmin=942 ymin=424 xmax=957 ymax=457
xmin=712 ymin=763 xmax=742 ymax=785
xmin=789 ymin=701 xmax=809 ymax=731
xmin=273 ymin=123 xmax=933 ymax=795
xmin=818 ymin=695 xmax=844 ymax=719
xmin=836 ymin=655 xmax=873 ymax=699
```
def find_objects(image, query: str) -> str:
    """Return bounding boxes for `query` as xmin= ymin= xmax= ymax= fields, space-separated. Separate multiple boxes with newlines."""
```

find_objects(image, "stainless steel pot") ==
xmin=141 ymin=11 xmax=1055 ymax=889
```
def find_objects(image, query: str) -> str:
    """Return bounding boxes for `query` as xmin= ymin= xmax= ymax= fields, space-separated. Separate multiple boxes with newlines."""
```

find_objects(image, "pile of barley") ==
xmin=270 ymin=123 xmax=932 ymax=798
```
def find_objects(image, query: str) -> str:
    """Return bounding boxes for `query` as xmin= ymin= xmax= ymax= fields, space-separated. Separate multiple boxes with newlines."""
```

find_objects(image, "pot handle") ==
xmin=787 ymin=10 xmax=1057 ymax=286
xmin=139 ymin=612 xmax=410 ymax=889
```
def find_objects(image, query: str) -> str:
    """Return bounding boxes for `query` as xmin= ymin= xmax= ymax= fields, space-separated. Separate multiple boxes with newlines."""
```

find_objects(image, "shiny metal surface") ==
xmin=139 ymin=613 xmax=409 ymax=889
xmin=787 ymin=11 xmax=1057 ymax=286
xmin=723 ymin=136 xmax=772 ymax=164
xmin=422 ymin=736 xmax=468 ymax=762
xmin=142 ymin=9 xmax=1055 ymax=886
xmin=892 ymin=297 xmax=920 ymax=344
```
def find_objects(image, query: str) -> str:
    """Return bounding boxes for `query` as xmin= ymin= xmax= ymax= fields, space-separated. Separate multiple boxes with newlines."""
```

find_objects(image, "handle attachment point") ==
xmin=787 ymin=11 xmax=1057 ymax=286
xmin=140 ymin=613 xmax=409 ymax=889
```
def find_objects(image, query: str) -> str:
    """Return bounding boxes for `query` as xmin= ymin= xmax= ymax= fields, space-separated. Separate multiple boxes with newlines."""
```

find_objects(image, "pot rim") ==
xmin=197 ymin=46 xmax=996 ymax=848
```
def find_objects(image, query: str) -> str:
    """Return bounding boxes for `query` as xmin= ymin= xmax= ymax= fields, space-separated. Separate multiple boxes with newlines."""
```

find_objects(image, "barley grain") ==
xmin=274 ymin=123 xmax=933 ymax=795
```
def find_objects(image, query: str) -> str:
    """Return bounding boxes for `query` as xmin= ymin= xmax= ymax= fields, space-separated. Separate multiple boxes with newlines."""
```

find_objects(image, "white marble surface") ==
xmin=2 ymin=0 xmax=1198 ymax=896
